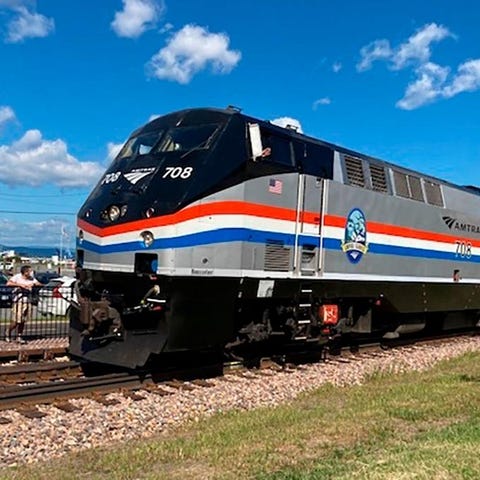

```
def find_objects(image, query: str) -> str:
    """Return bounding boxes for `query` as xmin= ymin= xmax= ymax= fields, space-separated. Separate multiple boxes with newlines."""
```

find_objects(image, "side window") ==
xmin=302 ymin=143 xmax=334 ymax=178
xmin=392 ymin=170 xmax=429 ymax=204
xmin=424 ymin=180 xmax=444 ymax=207
xmin=260 ymin=131 xmax=294 ymax=166
xmin=292 ymin=141 xmax=306 ymax=164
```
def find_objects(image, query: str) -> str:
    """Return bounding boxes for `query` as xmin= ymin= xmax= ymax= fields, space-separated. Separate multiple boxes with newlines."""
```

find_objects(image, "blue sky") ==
xmin=0 ymin=0 xmax=479 ymax=247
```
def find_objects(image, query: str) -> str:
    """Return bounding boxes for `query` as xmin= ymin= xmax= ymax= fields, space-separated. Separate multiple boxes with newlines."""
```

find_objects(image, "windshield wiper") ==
xmin=180 ymin=132 xmax=217 ymax=160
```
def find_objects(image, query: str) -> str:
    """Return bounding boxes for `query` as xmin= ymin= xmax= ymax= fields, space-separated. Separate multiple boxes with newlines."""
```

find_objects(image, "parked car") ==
xmin=36 ymin=271 xmax=61 ymax=285
xmin=0 ymin=272 xmax=12 ymax=308
xmin=37 ymin=276 xmax=77 ymax=317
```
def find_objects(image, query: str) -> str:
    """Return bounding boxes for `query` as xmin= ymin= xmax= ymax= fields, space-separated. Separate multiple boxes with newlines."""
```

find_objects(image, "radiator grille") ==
xmin=370 ymin=164 xmax=388 ymax=193
xmin=344 ymin=156 xmax=365 ymax=188
xmin=264 ymin=241 xmax=291 ymax=271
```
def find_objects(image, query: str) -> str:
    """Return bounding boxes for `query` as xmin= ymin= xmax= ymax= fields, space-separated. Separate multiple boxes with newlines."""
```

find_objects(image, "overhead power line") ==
xmin=0 ymin=210 xmax=76 ymax=215
xmin=0 ymin=192 xmax=86 ymax=198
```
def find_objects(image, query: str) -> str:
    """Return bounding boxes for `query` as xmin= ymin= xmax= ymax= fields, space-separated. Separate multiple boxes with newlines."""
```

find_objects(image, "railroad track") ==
xmin=0 ymin=360 xmax=82 ymax=383
xmin=0 ymin=371 xmax=149 ymax=411
xmin=0 ymin=331 xmax=476 ymax=415
xmin=0 ymin=360 xmax=221 ymax=412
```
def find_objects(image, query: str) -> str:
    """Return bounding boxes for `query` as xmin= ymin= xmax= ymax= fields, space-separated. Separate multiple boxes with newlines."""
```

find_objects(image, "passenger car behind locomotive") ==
xmin=70 ymin=106 xmax=480 ymax=368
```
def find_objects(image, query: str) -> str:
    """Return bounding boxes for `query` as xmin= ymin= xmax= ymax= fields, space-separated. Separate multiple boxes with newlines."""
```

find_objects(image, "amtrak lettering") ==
xmin=342 ymin=208 xmax=368 ymax=264
xmin=442 ymin=216 xmax=480 ymax=234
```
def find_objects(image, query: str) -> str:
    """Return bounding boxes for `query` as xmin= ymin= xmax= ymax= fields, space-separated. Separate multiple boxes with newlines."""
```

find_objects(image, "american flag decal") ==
xmin=268 ymin=178 xmax=283 ymax=194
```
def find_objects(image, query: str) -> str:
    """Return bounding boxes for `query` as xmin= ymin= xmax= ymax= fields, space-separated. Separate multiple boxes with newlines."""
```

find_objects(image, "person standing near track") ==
xmin=5 ymin=265 xmax=42 ymax=343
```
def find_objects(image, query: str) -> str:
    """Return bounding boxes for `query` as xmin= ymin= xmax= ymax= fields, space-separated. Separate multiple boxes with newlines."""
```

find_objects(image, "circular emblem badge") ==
xmin=342 ymin=208 xmax=368 ymax=264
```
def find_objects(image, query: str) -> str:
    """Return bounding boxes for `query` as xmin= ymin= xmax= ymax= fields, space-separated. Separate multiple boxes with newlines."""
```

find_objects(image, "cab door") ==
xmin=294 ymin=174 xmax=325 ymax=275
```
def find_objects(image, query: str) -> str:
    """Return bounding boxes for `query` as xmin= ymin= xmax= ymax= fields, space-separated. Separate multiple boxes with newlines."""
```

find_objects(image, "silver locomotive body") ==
xmin=71 ymin=107 xmax=480 ymax=367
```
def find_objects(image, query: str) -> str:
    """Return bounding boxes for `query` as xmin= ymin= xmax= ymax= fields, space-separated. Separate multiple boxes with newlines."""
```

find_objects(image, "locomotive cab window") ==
xmin=301 ymin=142 xmax=334 ymax=178
xmin=258 ymin=131 xmax=294 ymax=167
xmin=155 ymin=124 xmax=220 ymax=154
xmin=117 ymin=130 xmax=164 ymax=160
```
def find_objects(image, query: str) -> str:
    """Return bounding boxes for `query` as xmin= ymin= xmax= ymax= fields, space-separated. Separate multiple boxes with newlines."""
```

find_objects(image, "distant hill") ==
xmin=1 ymin=246 xmax=74 ymax=259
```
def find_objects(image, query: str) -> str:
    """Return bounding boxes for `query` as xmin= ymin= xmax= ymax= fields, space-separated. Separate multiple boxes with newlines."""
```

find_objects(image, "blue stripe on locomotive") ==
xmin=80 ymin=228 xmax=479 ymax=263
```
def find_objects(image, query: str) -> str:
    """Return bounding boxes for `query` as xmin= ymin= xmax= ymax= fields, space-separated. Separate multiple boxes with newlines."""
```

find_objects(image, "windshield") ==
xmin=154 ymin=124 xmax=219 ymax=153
xmin=116 ymin=130 xmax=164 ymax=160
xmin=81 ymin=113 xmax=244 ymax=222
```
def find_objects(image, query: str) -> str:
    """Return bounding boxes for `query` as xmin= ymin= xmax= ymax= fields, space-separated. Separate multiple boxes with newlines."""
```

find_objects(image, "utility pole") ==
xmin=58 ymin=226 xmax=63 ymax=275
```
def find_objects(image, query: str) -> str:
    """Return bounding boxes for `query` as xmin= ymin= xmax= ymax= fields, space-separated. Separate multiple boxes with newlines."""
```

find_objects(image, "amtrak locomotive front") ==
xmin=71 ymin=106 xmax=480 ymax=368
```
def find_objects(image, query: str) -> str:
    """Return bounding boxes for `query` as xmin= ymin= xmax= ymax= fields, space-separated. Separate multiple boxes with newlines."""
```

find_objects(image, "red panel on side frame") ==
xmin=319 ymin=305 xmax=339 ymax=326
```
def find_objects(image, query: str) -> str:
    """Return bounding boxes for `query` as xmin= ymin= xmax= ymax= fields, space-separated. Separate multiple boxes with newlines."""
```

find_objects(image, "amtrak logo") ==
xmin=342 ymin=208 xmax=368 ymax=264
xmin=123 ymin=167 xmax=155 ymax=185
xmin=442 ymin=216 xmax=456 ymax=228
xmin=442 ymin=215 xmax=480 ymax=234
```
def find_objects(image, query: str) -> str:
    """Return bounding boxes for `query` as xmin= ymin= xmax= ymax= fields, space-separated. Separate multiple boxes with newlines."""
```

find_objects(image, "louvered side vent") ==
xmin=264 ymin=241 xmax=291 ymax=271
xmin=370 ymin=164 xmax=388 ymax=193
xmin=424 ymin=181 xmax=444 ymax=206
xmin=344 ymin=156 xmax=365 ymax=187
xmin=408 ymin=176 xmax=424 ymax=202
xmin=393 ymin=171 xmax=410 ymax=198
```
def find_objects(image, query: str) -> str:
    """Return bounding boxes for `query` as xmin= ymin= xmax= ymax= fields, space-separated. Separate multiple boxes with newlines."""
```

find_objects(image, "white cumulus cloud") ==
xmin=111 ymin=0 xmax=164 ymax=38
xmin=271 ymin=117 xmax=303 ymax=133
xmin=0 ymin=105 xmax=15 ymax=127
xmin=3 ymin=3 xmax=54 ymax=43
xmin=146 ymin=24 xmax=241 ymax=84
xmin=312 ymin=98 xmax=331 ymax=109
xmin=397 ymin=59 xmax=480 ymax=110
xmin=357 ymin=39 xmax=392 ymax=72
xmin=148 ymin=113 xmax=161 ymax=122
xmin=357 ymin=23 xmax=452 ymax=72
xmin=443 ymin=59 xmax=480 ymax=98
xmin=0 ymin=217 xmax=75 ymax=248
xmin=357 ymin=23 xmax=480 ymax=109
xmin=393 ymin=23 xmax=453 ymax=70
xmin=396 ymin=62 xmax=450 ymax=110
xmin=107 ymin=141 xmax=124 ymax=162
xmin=0 ymin=129 xmax=105 ymax=187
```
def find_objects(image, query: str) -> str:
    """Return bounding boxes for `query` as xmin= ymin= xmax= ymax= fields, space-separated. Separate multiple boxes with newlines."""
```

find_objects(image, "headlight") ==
xmin=78 ymin=230 xmax=84 ymax=244
xmin=140 ymin=230 xmax=154 ymax=248
xmin=108 ymin=205 xmax=121 ymax=222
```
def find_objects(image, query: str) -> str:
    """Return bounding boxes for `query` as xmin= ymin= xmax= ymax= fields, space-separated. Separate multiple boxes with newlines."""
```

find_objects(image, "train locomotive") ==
xmin=70 ymin=106 xmax=480 ymax=368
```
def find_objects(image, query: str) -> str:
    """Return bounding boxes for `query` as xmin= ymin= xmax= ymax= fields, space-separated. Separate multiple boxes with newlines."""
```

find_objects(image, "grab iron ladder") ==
xmin=294 ymin=286 xmax=313 ymax=340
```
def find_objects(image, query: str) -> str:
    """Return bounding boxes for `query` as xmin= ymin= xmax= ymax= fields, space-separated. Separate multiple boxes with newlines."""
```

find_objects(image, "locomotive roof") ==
xmin=138 ymin=107 xmax=478 ymax=197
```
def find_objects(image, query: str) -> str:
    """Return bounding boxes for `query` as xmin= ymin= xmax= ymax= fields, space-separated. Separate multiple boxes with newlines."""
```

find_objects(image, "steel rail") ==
xmin=0 ymin=331 xmax=476 ymax=411
xmin=0 ymin=360 xmax=81 ymax=380
xmin=0 ymin=372 xmax=150 ymax=410
xmin=0 ymin=361 xmax=223 ymax=410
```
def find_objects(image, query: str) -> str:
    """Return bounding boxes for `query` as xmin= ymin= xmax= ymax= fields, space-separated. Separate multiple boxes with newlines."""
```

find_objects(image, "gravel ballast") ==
xmin=1 ymin=336 xmax=480 ymax=466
